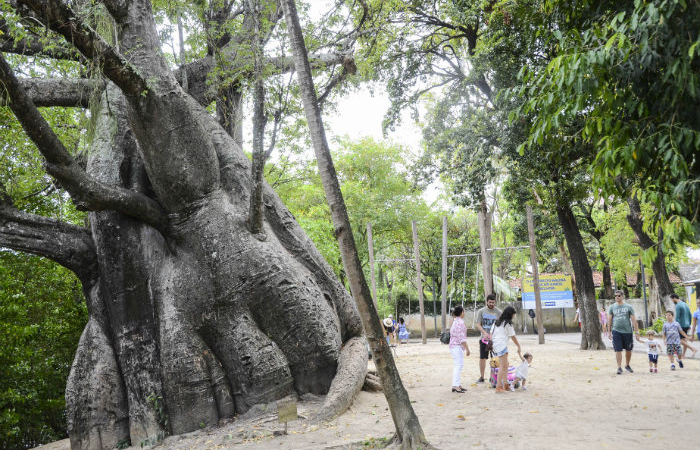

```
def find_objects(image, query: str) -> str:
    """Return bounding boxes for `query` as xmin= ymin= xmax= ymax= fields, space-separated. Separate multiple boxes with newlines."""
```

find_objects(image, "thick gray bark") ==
xmin=0 ymin=78 xmax=98 ymax=108
xmin=279 ymin=0 xmax=432 ymax=448
xmin=626 ymin=197 xmax=674 ymax=311
xmin=4 ymin=2 xmax=369 ymax=449
xmin=556 ymin=203 xmax=605 ymax=350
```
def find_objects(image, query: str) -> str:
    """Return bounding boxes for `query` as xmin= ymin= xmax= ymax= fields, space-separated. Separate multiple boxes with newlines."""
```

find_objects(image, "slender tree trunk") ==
xmin=601 ymin=257 xmax=614 ymax=299
xmin=248 ymin=0 xmax=266 ymax=236
xmin=556 ymin=203 xmax=605 ymax=350
xmin=626 ymin=197 xmax=674 ymax=311
xmin=279 ymin=0 xmax=433 ymax=447
xmin=477 ymin=198 xmax=494 ymax=296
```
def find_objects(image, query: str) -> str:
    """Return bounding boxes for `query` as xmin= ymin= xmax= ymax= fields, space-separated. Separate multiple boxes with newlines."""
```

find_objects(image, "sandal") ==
xmin=451 ymin=388 xmax=466 ymax=393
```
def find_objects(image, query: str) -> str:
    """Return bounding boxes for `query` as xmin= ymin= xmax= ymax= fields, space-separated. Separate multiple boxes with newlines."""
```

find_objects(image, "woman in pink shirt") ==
xmin=449 ymin=305 xmax=471 ymax=393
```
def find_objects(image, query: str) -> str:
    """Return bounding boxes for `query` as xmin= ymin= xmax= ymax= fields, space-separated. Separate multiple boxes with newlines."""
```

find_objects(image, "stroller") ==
xmin=489 ymin=352 xmax=520 ymax=389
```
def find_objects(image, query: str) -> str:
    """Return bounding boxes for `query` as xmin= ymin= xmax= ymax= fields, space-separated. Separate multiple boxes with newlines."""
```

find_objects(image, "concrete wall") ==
xmin=401 ymin=298 xmax=653 ymax=337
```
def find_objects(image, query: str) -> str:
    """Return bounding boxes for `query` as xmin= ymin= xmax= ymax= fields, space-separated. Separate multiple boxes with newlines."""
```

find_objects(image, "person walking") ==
xmin=491 ymin=305 xmax=521 ymax=393
xmin=662 ymin=310 xmax=690 ymax=370
xmin=670 ymin=294 xmax=696 ymax=357
xmin=449 ymin=305 xmax=470 ymax=393
xmin=606 ymin=290 xmax=640 ymax=374
xmin=474 ymin=294 xmax=502 ymax=383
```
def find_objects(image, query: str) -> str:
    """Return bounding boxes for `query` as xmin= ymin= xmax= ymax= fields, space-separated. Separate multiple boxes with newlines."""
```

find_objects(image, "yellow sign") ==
xmin=522 ymin=273 xmax=574 ymax=309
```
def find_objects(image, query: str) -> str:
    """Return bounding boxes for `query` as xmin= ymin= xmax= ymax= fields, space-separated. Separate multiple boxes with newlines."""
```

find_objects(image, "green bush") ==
xmin=0 ymin=253 xmax=87 ymax=449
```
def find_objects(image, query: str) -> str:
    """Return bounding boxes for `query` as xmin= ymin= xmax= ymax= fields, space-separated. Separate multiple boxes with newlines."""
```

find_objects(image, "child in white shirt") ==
xmin=510 ymin=352 xmax=533 ymax=391
xmin=637 ymin=330 xmax=661 ymax=373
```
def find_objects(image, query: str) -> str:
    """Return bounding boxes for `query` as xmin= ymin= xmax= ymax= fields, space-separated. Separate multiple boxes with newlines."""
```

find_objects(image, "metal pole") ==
xmin=412 ymin=221 xmax=427 ymax=344
xmin=640 ymin=257 xmax=649 ymax=327
xmin=441 ymin=216 xmax=448 ymax=333
xmin=526 ymin=205 xmax=545 ymax=344
xmin=367 ymin=223 xmax=377 ymax=310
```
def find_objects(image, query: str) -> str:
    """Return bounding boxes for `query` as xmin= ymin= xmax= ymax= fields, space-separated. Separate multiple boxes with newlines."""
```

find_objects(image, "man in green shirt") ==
xmin=606 ymin=290 xmax=640 ymax=375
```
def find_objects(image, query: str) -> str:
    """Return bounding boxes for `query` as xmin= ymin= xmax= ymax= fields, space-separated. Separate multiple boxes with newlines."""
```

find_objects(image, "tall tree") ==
xmin=279 ymin=0 xmax=434 ymax=447
xmin=0 ymin=1 xmax=369 ymax=448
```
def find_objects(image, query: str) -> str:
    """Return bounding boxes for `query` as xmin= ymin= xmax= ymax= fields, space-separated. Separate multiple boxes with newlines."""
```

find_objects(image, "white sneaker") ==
xmin=509 ymin=384 xmax=515 ymax=392
xmin=522 ymin=386 xmax=528 ymax=391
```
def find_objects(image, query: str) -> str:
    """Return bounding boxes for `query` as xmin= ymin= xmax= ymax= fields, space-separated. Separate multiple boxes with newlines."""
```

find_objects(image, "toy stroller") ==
xmin=488 ymin=352 xmax=520 ymax=389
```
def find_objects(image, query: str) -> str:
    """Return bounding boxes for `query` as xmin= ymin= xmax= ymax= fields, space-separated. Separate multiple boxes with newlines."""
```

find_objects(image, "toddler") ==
xmin=638 ymin=330 xmax=661 ymax=372
xmin=663 ymin=310 xmax=689 ymax=370
xmin=510 ymin=352 xmax=533 ymax=391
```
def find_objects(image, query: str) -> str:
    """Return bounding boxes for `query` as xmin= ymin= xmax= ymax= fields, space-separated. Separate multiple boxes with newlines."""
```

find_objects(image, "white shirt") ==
xmin=491 ymin=322 xmax=515 ymax=353
xmin=515 ymin=360 xmax=529 ymax=379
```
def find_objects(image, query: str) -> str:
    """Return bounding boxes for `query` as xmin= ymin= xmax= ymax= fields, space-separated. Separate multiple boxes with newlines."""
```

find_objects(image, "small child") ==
xmin=637 ymin=330 xmax=661 ymax=372
xmin=663 ymin=310 xmax=689 ymax=370
xmin=510 ymin=352 xmax=533 ymax=391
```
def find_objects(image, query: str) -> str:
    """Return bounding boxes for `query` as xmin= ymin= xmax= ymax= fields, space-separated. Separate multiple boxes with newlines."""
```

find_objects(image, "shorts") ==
xmin=648 ymin=354 xmax=658 ymax=364
xmin=681 ymin=327 xmax=690 ymax=338
xmin=493 ymin=347 xmax=508 ymax=357
xmin=667 ymin=344 xmax=681 ymax=355
xmin=479 ymin=340 xmax=491 ymax=359
xmin=612 ymin=330 xmax=634 ymax=352
xmin=697 ymin=332 xmax=700 ymax=341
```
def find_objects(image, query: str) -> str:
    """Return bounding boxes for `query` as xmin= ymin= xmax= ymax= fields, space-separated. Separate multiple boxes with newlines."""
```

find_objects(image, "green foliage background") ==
xmin=0 ymin=254 xmax=87 ymax=450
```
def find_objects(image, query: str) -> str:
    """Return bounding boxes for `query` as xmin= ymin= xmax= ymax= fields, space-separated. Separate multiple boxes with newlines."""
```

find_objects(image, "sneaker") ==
xmin=625 ymin=365 xmax=633 ymax=373
xmin=649 ymin=368 xmax=653 ymax=373
xmin=616 ymin=367 xmax=623 ymax=375
xmin=509 ymin=384 xmax=515 ymax=392
xmin=678 ymin=360 xmax=684 ymax=369
xmin=476 ymin=377 xmax=485 ymax=383
xmin=522 ymin=386 xmax=528 ymax=390
xmin=671 ymin=364 xmax=676 ymax=370
xmin=653 ymin=368 xmax=658 ymax=373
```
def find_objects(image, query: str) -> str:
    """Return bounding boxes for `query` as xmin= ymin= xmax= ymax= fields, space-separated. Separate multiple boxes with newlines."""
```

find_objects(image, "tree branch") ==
xmin=15 ymin=0 xmax=148 ymax=98
xmin=0 ymin=19 xmax=82 ymax=61
xmin=0 ymin=54 xmax=168 ymax=232
xmin=0 ymin=189 xmax=97 ymax=282
xmin=0 ymin=78 xmax=100 ymax=108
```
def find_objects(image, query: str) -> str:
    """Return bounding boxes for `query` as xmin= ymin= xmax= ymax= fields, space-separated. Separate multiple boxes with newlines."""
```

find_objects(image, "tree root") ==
xmin=362 ymin=373 xmax=383 ymax=392
xmin=385 ymin=431 xmax=438 ymax=450
xmin=311 ymin=336 xmax=368 ymax=423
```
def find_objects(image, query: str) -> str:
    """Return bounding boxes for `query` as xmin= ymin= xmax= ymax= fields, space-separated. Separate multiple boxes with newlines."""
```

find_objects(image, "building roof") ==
xmin=678 ymin=263 xmax=700 ymax=284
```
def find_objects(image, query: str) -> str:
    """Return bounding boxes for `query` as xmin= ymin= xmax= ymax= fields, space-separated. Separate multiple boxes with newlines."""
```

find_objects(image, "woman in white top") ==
xmin=491 ymin=305 xmax=522 ymax=393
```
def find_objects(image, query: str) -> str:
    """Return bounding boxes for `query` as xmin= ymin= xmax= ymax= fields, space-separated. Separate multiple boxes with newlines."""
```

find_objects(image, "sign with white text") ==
xmin=522 ymin=273 xmax=574 ymax=309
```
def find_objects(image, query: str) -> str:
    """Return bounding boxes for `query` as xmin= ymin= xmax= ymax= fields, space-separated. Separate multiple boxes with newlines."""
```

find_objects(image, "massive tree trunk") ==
xmin=556 ymin=203 xmax=606 ymax=350
xmin=626 ymin=197 xmax=674 ymax=311
xmin=1 ymin=2 xmax=367 ymax=449
xmin=477 ymin=198 xmax=494 ymax=296
xmin=279 ymin=0 xmax=433 ymax=448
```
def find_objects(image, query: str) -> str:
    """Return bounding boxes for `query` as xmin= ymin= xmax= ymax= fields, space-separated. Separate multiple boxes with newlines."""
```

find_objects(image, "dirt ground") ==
xmin=38 ymin=334 xmax=699 ymax=450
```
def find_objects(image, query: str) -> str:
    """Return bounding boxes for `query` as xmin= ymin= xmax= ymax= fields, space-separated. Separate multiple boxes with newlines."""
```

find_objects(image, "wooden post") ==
xmin=412 ymin=221 xmax=427 ymax=344
xmin=441 ymin=216 xmax=448 ymax=333
xmin=367 ymin=222 xmax=377 ymax=310
xmin=526 ymin=205 xmax=545 ymax=345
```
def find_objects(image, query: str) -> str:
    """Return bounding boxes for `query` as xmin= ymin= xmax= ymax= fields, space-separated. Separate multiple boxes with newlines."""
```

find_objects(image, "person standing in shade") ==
xmin=607 ymin=290 xmax=640 ymax=374
xmin=671 ymin=294 xmax=696 ymax=358
xmin=474 ymin=294 xmax=502 ymax=383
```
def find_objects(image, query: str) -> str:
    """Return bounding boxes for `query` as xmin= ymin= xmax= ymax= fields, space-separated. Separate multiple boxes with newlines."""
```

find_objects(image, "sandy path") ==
xmin=37 ymin=335 xmax=699 ymax=450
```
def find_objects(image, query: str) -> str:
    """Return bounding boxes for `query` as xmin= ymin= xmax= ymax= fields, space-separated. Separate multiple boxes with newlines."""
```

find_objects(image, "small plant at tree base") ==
xmin=146 ymin=393 xmax=168 ymax=429
xmin=116 ymin=439 xmax=131 ymax=449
